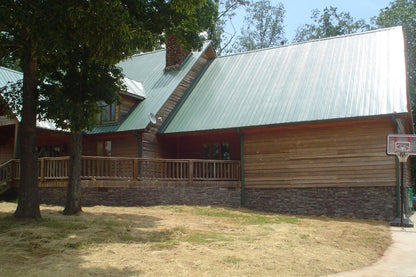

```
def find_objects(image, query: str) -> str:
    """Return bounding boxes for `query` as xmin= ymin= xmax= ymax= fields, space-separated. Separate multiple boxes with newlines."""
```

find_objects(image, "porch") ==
xmin=0 ymin=156 xmax=241 ymax=188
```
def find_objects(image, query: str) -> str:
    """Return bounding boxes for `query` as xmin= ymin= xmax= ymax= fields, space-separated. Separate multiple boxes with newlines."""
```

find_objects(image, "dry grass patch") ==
xmin=0 ymin=202 xmax=391 ymax=277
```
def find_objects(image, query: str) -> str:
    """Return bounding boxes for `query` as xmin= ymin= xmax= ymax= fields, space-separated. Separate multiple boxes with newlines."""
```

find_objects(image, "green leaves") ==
xmin=374 ymin=0 xmax=416 ymax=96
xmin=2 ymin=0 xmax=218 ymax=134
xmin=233 ymin=0 xmax=286 ymax=53
xmin=293 ymin=6 xmax=370 ymax=43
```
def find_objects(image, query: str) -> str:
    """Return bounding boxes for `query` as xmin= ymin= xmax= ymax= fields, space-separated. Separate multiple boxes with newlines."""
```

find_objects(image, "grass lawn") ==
xmin=0 ymin=202 xmax=391 ymax=277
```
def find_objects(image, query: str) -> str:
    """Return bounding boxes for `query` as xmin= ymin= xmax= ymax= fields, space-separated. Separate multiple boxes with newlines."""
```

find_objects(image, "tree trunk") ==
xmin=63 ymin=131 xmax=83 ymax=215
xmin=14 ymin=51 xmax=41 ymax=219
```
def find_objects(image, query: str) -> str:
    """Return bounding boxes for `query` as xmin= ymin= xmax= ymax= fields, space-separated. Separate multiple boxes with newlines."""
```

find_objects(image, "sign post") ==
xmin=386 ymin=135 xmax=415 ymax=228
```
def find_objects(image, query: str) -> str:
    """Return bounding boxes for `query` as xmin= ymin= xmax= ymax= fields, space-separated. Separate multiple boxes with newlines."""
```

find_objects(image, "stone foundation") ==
xmin=245 ymin=186 xmax=398 ymax=221
xmin=39 ymin=184 xmax=400 ymax=221
xmin=40 ymin=185 xmax=241 ymax=208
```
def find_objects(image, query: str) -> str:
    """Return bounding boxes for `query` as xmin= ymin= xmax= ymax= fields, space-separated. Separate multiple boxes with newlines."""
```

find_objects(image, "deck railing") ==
xmin=1 ymin=156 xmax=240 ymax=183
xmin=0 ymin=160 xmax=15 ymax=184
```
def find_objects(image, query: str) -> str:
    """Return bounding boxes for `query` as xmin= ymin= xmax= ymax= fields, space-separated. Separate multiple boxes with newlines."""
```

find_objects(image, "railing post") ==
xmin=11 ymin=160 xmax=15 ymax=181
xmin=133 ymin=159 xmax=138 ymax=179
xmin=40 ymin=158 xmax=45 ymax=182
xmin=189 ymin=160 xmax=193 ymax=183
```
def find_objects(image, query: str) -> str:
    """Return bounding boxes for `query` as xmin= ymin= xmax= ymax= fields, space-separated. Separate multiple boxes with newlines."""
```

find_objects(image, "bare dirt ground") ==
xmin=0 ymin=202 xmax=391 ymax=277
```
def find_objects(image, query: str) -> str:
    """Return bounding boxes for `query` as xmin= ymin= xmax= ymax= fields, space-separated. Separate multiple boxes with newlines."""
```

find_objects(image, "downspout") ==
xmin=392 ymin=115 xmax=401 ymax=217
xmin=237 ymin=128 xmax=245 ymax=208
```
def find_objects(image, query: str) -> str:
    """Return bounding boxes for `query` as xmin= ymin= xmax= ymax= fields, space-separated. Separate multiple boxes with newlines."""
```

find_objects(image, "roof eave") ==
xmin=159 ymin=113 xmax=410 ymax=136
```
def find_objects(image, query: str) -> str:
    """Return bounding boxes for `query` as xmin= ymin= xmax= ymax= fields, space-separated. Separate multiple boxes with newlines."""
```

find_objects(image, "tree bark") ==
xmin=63 ymin=131 xmax=83 ymax=215
xmin=14 ymin=50 xmax=41 ymax=219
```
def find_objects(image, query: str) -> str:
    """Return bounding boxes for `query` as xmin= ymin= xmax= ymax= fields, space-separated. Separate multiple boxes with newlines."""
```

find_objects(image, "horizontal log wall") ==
xmin=36 ymin=129 xmax=69 ymax=148
xmin=83 ymin=133 xmax=139 ymax=157
xmin=243 ymin=118 xmax=397 ymax=189
xmin=118 ymin=94 xmax=138 ymax=121
xmin=0 ymin=135 xmax=14 ymax=165
xmin=173 ymin=131 xmax=241 ymax=160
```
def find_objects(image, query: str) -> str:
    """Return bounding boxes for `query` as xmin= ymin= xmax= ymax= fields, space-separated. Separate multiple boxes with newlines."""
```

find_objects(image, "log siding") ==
xmin=243 ymin=118 xmax=397 ymax=189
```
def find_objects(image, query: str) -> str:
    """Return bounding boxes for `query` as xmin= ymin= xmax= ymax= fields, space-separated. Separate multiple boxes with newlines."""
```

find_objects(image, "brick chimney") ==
xmin=165 ymin=34 xmax=190 ymax=72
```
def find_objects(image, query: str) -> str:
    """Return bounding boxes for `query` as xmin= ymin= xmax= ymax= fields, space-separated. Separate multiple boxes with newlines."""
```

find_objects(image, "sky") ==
xmin=225 ymin=0 xmax=393 ymax=42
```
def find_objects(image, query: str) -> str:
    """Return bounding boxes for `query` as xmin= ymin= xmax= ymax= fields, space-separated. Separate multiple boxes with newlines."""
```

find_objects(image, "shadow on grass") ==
xmin=0 ymin=203 xmax=172 ymax=276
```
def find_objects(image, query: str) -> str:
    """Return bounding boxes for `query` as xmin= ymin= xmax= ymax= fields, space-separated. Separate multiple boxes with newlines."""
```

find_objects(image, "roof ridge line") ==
xmin=218 ymin=26 xmax=403 ymax=59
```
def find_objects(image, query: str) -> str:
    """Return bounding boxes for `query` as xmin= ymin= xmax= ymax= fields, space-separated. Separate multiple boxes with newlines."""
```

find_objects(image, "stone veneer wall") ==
xmin=244 ymin=186 xmax=398 ymax=221
xmin=39 ymin=185 xmax=399 ymax=221
xmin=39 ymin=185 xmax=241 ymax=208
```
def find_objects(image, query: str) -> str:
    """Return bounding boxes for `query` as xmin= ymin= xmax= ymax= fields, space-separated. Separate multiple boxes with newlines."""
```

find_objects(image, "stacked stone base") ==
xmin=40 ymin=186 xmax=241 ymax=209
xmin=39 ymin=185 xmax=398 ymax=221
xmin=245 ymin=186 xmax=397 ymax=221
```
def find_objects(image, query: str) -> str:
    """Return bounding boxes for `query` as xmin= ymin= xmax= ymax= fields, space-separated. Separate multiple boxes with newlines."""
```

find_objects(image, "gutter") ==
xmin=237 ymin=128 xmax=245 ymax=208
xmin=391 ymin=115 xmax=401 ymax=217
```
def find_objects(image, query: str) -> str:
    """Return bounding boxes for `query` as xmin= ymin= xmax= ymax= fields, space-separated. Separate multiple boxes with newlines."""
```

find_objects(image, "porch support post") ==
xmin=237 ymin=128 xmax=245 ymax=208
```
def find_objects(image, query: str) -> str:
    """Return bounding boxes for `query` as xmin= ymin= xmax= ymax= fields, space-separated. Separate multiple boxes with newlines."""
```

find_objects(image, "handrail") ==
xmin=3 ymin=156 xmax=241 ymax=183
xmin=0 ymin=160 xmax=14 ymax=184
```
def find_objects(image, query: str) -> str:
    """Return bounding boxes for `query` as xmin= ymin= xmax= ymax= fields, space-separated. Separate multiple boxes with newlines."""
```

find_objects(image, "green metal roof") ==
xmin=162 ymin=27 xmax=409 ymax=134
xmin=88 ymin=42 xmax=211 ymax=134
xmin=0 ymin=66 xmax=22 ymax=87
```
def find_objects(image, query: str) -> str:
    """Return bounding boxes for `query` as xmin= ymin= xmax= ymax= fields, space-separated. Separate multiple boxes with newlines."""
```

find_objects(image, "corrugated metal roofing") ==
xmin=88 ymin=42 xmax=211 ymax=134
xmin=0 ymin=66 xmax=22 ymax=87
xmin=162 ymin=27 xmax=409 ymax=134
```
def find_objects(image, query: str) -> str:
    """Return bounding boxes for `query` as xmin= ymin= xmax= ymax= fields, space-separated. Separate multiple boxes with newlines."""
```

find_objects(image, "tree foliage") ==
xmin=0 ymin=0 xmax=64 ymax=219
xmin=38 ymin=0 xmax=136 ymax=132
xmin=373 ymin=0 xmax=416 ymax=99
xmin=233 ymin=0 xmax=285 ymax=53
xmin=211 ymin=0 xmax=249 ymax=55
xmin=37 ymin=0 xmax=216 ymax=215
xmin=293 ymin=6 xmax=370 ymax=43
xmin=127 ymin=0 xmax=217 ymax=52
xmin=0 ymin=0 xmax=217 ymax=218
xmin=373 ymin=0 xmax=416 ymax=187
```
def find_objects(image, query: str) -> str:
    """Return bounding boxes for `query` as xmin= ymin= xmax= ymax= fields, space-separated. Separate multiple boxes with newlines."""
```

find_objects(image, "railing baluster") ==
xmin=0 ymin=156 xmax=240 ymax=185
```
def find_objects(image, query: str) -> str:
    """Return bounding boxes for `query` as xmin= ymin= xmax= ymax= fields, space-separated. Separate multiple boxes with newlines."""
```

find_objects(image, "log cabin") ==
xmin=0 ymin=27 xmax=413 ymax=220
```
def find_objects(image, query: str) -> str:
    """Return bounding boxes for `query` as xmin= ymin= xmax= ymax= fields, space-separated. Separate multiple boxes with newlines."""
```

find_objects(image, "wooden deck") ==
xmin=0 ymin=156 xmax=241 ymax=187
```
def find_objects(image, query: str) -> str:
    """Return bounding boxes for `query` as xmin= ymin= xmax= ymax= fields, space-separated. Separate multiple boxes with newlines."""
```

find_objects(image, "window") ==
xmin=97 ymin=141 xmax=112 ymax=156
xmin=201 ymin=142 xmax=230 ymax=160
xmin=202 ymin=144 xmax=210 ymax=159
xmin=97 ymin=102 xmax=116 ymax=122
xmin=221 ymin=143 xmax=230 ymax=160
xmin=211 ymin=143 xmax=220 ymax=159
